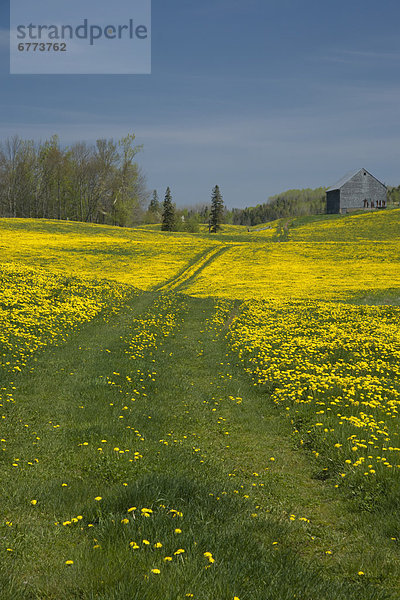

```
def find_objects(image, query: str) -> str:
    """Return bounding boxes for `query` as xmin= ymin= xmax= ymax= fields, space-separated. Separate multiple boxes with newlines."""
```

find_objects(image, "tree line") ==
xmin=145 ymin=187 xmax=327 ymax=230
xmin=8 ymin=133 xmax=393 ymax=231
xmin=0 ymin=134 xmax=148 ymax=226
xmin=147 ymin=185 xmax=225 ymax=233
xmin=230 ymin=187 xmax=327 ymax=227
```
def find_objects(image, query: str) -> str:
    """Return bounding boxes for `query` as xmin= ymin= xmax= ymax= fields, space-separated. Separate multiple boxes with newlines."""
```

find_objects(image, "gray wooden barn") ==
xmin=326 ymin=168 xmax=387 ymax=214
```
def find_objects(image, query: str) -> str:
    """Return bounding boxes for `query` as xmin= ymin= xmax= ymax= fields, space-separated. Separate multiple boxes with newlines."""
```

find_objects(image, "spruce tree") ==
xmin=149 ymin=189 xmax=160 ymax=213
xmin=210 ymin=185 xmax=224 ymax=233
xmin=161 ymin=187 xmax=175 ymax=231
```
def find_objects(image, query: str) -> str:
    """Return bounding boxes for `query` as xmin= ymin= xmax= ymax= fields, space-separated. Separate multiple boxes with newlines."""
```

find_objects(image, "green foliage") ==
xmin=148 ymin=190 xmax=160 ymax=213
xmin=232 ymin=187 xmax=326 ymax=226
xmin=0 ymin=133 xmax=146 ymax=226
xmin=161 ymin=187 xmax=176 ymax=231
xmin=210 ymin=185 xmax=224 ymax=233
xmin=184 ymin=215 xmax=200 ymax=233
xmin=144 ymin=190 xmax=161 ymax=225
xmin=387 ymin=185 xmax=400 ymax=207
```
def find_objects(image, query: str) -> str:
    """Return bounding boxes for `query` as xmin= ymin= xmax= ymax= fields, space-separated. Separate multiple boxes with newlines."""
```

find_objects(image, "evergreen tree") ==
xmin=161 ymin=187 xmax=175 ymax=231
xmin=149 ymin=189 xmax=160 ymax=213
xmin=210 ymin=185 xmax=224 ymax=233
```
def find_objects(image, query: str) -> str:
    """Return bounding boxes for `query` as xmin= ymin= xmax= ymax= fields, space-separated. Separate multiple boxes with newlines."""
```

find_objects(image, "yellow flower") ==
xmin=129 ymin=542 xmax=139 ymax=549
xmin=94 ymin=496 xmax=102 ymax=501
xmin=30 ymin=499 xmax=37 ymax=505
xmin=154 ymin=542 xmax=163 ymax=548
xmin=174 ymin=549 xmax=185 ymax=555
xmin=150 ymin=569 xmax=161 ymax=574
xmin=164 ymin=556 xmax=172 ymax=561
xmin=174 ymin=528 xmax=182 ymax=534
xmin=65 ymin=560 xmax=74 ymax=565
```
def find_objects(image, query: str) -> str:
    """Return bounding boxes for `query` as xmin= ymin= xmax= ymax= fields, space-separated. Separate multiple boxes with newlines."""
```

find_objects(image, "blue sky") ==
xmin=1 ymin=0 xmax=400 ymax=208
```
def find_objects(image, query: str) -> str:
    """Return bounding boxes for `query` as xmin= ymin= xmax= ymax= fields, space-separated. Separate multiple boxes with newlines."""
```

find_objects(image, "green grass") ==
xmin=1 ymin=211 xmax=400 ymax=598
xmin=0 ymin=291 xmax=398 ymax=599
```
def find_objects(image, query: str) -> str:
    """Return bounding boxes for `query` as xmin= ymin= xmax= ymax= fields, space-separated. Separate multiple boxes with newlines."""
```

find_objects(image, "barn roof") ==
xmin=326 ymin=168 xmax=364 ymax=191
xmin=326 ymin=168 xmax=386 ymax=192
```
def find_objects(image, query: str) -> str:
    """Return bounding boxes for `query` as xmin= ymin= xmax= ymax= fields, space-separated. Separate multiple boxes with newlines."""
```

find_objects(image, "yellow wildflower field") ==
xmin=0 ymin=210 xmax=400 ymax=598
xmin=0 ymin=218 xmax=216 ymax=289
xmin=185 ymin=240 xmax=400 ymax=300
xmin=185 ymin=210 xmax=400 ymax=301
xmin=229 ymin=299 xmax=400 ymax=487
xmin=0 ymin=262 xmax=134 ymax=374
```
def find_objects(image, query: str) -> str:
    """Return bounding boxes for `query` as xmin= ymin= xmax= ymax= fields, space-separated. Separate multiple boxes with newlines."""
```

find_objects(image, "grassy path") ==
xmin=0 ymin=293 xmax=396 ymax=599
xmin=154 ymin=246 xmax=234 ymax=293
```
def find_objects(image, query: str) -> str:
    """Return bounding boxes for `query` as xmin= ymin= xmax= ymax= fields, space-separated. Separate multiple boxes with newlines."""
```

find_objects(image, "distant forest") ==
xmin=230 ymin=188 xmax=326 ymax=226
xmin=0 ymin=134 xmax=148 ymax=227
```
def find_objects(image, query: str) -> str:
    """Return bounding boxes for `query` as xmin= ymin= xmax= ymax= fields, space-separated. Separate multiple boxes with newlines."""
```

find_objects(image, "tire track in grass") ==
xmin=154 ymin=245 xmax=235 ymax=293
xmin=1 ymin=293 xmax=397 ymax=599
xmin=141 ymin=296 xmax=399 ymax=598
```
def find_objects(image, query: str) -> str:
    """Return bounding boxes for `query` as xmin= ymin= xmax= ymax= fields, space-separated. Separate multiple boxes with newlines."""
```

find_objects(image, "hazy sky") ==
xmin=1 ymin=0 xmax=400 ymax=208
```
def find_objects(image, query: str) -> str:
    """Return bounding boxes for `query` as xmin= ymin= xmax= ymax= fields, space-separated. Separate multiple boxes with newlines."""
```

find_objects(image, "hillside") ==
xmin=1 ymin=209 xmax=399 ymax=301
xmin=0 ymin=211 xmax=399 ymax=599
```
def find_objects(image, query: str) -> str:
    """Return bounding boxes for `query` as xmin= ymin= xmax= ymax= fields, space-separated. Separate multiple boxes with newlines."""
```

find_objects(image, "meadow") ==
xmin=0 ymin=210 xmax=399 ymax=599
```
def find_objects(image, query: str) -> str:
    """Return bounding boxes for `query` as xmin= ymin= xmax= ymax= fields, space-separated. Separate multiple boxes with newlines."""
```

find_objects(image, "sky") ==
xmin=1 ymin=0 xmax=400 ymax=208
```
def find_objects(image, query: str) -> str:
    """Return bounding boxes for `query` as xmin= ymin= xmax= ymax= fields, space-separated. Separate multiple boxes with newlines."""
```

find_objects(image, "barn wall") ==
xmin=340 ymin=171 xmax=387 ymax=211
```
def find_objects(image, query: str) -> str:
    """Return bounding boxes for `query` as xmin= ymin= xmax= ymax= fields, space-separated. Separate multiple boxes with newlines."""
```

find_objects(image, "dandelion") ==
xmin=94 ymin=496 xmax=102 ymax=501
xmin=151 ymin=569 xmax=161 ymax=574
xmin=65 ymin=560 xmax=74 ymax=565
xmin=130 ymin=542 xmax=139 ymax=549
xmin=30 ymin=499 xmax=37 ymax=505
